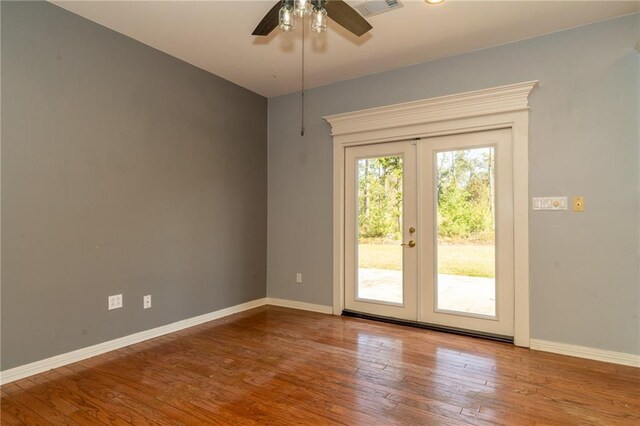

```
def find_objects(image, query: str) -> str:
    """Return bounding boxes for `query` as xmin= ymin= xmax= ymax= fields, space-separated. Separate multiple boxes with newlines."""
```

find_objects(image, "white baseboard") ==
xmin=266 ymin=297 xmax=333 ymax=315
xmin=530 ymin=339 xmax=640 ymax=368
xmin=0 ymin=298 xmax=268 ymax=385
xmin=0 ymin=297 xmax=334 ymax=385
xmin=5 ymin=300 xmax=635 ymax=385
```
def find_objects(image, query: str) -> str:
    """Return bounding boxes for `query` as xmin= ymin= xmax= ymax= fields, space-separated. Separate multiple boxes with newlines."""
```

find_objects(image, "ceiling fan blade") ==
xmin=252 ymin=1 xmax=282 ymax=36
xmin=325 ymin=0 xmax=372 ymax=37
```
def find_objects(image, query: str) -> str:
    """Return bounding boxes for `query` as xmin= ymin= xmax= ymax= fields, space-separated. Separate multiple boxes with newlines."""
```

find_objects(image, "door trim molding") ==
xmin=324 ymin=81 xmax=538 ymax=347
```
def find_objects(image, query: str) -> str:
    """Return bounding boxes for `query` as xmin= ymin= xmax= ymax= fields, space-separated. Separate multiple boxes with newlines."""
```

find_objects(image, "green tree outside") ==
xmin=357 ymin=149 xmax=495 ymax=242
xmin=436 ymin=148 xmax=495 ymax=242
xmin=357 ymin=156 xmax=403 ymax=240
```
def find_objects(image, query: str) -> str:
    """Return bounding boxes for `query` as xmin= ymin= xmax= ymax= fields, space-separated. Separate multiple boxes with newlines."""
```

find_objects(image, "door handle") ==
xmin=401 ymin=240 xmax=416 ymax=248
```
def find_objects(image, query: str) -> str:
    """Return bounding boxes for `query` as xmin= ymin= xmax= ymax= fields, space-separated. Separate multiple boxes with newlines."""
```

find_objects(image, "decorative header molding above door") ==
xmin=324 ymin=81 xmax=538 ymax=144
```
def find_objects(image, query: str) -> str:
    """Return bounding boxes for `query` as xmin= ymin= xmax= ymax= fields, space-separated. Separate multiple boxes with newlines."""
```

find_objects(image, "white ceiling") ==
xmin=52 ymin=1 xmax=639 ymax=97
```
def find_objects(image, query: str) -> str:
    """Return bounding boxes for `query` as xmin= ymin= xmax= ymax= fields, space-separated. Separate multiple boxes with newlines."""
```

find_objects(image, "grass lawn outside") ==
xmin=358 ymin=242 xmax=495 ymax=278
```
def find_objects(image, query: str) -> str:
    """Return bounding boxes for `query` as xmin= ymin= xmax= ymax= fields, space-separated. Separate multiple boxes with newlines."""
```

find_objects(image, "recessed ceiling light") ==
xmin=425 ymin=0 xmax=445 ymax=4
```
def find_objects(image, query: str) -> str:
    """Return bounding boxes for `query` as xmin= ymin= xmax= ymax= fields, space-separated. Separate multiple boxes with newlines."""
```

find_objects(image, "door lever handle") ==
xmin=401 ymin=240 xmax=416 ymax=248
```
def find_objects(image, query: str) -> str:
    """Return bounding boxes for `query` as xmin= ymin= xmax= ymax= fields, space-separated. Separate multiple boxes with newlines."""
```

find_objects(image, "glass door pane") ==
xmin=356 ymin=156 xmax=403 ymax=304
xmin=435 ymin=147 xmax=496 ymax=317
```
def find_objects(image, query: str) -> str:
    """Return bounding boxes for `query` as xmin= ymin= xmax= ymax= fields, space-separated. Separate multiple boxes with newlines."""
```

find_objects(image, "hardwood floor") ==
xmin=2 ymin=306 xmax=639 ymax=425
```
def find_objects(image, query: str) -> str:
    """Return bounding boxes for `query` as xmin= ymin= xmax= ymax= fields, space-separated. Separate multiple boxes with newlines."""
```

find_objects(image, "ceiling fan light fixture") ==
xmin=294 ymin=0 xmax=313 ymax=17
xmin=311 ymin=6 xmax=328 ymax=33
xmin=279 ymin=0 xmax=295 ymax=32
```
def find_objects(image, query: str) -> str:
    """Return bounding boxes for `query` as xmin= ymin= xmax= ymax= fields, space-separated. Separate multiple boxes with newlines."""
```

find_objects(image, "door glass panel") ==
xmin=356 ymin=156 xmax=403 ymax=304
xmin=435 ymin=147 xmax=496 ymax=316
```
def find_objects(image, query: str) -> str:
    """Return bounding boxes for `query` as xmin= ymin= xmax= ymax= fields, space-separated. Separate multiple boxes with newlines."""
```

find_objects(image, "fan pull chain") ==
xmin=301 ymin=15 xmax=305 ymax=137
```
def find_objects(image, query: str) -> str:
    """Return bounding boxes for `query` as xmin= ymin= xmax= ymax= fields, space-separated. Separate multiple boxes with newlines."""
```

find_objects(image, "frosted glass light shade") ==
xmin=311 ymin=7 xmax=327 ymax=33
xmin=279 ymin=4 xmax=295 ymax=32
xmin=294 ymin=0 xmax=312 ymax=17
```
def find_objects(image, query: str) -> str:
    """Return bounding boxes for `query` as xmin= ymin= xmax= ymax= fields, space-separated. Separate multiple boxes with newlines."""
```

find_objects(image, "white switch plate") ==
xmin=296 ymin=273 xmax=302 ymax=284
xmin=532 ymin=197 xmax=567 ymax=211
xmin=108 ymin=294 xmax=123 ymax=310
xmin=143 ymin=295 xmax=151 ymax=309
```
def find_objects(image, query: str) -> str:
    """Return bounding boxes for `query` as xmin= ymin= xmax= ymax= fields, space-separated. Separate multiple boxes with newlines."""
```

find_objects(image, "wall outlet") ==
xmin=143 ymin=295 xmax=151 ymax=309
xmin=108 ymin=294 xmax=123 ymax=310
xmin=296 ymin=273 xmax=302 ymax=284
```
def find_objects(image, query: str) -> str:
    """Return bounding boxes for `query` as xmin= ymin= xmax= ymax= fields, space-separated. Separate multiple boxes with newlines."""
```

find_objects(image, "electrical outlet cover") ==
xmin=108 ymin=294 xmax=123 ymax=310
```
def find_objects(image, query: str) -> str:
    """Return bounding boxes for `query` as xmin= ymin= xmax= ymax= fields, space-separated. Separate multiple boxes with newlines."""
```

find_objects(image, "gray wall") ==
xmin=1 ymin=1 xmax=267 ymax=370
xmin=268 ymin=14 xmax=640 ymax=355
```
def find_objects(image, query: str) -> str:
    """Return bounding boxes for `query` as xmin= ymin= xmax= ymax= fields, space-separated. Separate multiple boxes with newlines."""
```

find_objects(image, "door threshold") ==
xmin=342 ymin=310 xmax=514 ymax=344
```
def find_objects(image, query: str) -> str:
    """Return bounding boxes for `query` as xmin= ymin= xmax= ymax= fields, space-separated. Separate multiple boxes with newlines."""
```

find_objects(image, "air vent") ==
xmin=355 ymin=0 xmax=404 ymax=18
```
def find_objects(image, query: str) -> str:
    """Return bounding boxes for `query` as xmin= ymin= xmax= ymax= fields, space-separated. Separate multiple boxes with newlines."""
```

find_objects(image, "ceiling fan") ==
xmin=252 ymin=0 xmax=373 ymax=37
xmin=252 ymin=1 xmax=372 ymax=137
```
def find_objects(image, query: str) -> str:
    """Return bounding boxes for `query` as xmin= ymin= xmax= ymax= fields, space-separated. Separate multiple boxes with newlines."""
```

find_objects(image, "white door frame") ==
xmin=324 ymin=81 xmax=538 ymax=347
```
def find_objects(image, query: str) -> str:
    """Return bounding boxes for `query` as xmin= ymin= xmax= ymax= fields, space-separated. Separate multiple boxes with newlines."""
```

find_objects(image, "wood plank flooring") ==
xmin=2 ymin=306 xmax=639 ymax=425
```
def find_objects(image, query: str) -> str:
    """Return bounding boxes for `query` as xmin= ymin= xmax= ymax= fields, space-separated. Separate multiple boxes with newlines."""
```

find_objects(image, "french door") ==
xmin=344 ymin=128 xmax=514 ymax=337
xmin=344 ymin=141 xmax=418 ymax=320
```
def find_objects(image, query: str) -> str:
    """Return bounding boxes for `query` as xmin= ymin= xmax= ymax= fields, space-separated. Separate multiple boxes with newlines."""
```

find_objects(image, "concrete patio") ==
xmin=357 ymin=268 xmax=496 ymax=316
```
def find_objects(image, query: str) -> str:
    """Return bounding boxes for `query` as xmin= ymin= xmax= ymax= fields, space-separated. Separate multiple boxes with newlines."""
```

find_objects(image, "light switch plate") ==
xmin=532 ymin=197 xmax=567 ymax=211
xmin=572 ymin=196 xmax=585 ymax=212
